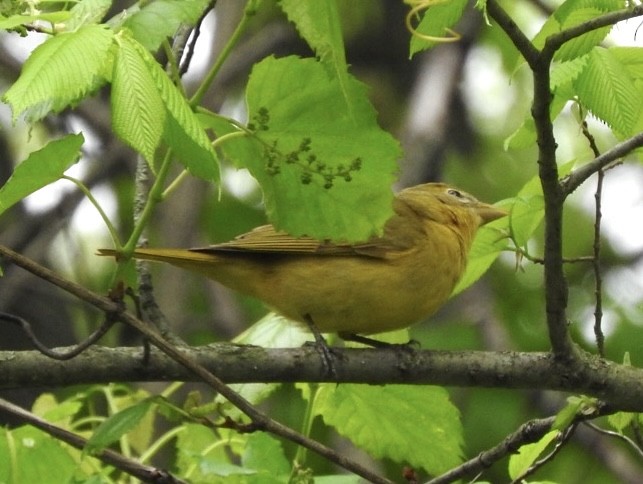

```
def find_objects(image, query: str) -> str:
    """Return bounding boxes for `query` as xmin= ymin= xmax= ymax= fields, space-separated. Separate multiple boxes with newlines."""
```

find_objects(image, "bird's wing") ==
xmin=191 ymin=198 xmax=424 ymax=259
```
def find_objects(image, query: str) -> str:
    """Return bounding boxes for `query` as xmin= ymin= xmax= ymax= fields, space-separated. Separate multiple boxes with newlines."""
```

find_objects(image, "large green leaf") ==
xmin=0 ymin=134 xmax=84 ymax=217
xmin=574 ymin=47 xmax=641 ymax=135
xmin=278 ymin=0 xmax=352 ymax=110
xmin=112 ymin=34 xmax=165 ymax=162
xmin=315 ymin=384 xmax=463 ymax=475
xmin=211 ymin=55 xmax=400 ymax=241
xmin=2 ymin=24 xmax=113 ymax=122
xmin=124 ymin=35 xmax=219 ymax=180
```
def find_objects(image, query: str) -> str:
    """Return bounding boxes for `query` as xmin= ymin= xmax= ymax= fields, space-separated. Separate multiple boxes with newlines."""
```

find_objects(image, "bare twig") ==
xmin=561 ymin=132 xmax=643 ymax=196
xmin=580 ymin=121 xmax=605 ymax=356
xmin=0 ymin=397 xmax=186 ymax=484
xmin=489 ymin=0 xmax=575 ymax=357
xmin=0 ymin=312 xmax=115 ymax=360
xmin=510 ymin=423 xmax=577 ymax=483
xmin=583 ymin=422 xmax=643 ymax=459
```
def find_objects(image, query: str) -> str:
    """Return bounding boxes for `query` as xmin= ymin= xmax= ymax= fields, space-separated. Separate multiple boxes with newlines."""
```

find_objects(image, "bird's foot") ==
xmin=304 ymin=315 xmax=339 ymax=378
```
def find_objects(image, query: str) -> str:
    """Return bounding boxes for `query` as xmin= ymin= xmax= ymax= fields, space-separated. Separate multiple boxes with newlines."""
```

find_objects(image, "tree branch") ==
xmin=543 ymin=5 xmax=643 ymax=58
xmin=1 ymin=345 xmax=642 ymax=412
xmin=0 ymin=397 xmax=186 ymax=484
xmin=488 ymin=1 xmax=574 ymax=357
xmin=561 ymin=131 xmax=643 ymax=196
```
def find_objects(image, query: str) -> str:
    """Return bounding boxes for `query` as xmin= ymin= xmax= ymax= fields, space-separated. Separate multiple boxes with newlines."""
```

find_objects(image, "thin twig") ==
xmin=583 ymin=422 xmax=643 ymax=459
xmin=561 ymin=132 xmax=643 ymax=196
xmin=426 ymin=416 xmax=551 ymax=483
xmin=179 ymin=1 xmax=217 ymax=76
xmin=0 ymin=245 xmax=392 ymax=484
xmin=511 ymin=423 xmax=577 ymax=483
xmin=580 ymin=121 xmax=605 ymax=356
xmin=0 ymin=397 xmax=186 ymax=484
xmin=0 ymin=312 xmax=116 ymax=360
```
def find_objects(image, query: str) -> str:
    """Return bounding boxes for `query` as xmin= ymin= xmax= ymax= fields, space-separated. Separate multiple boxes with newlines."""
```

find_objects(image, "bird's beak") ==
xmin=476 ymin=203 xmax=508 ymax=225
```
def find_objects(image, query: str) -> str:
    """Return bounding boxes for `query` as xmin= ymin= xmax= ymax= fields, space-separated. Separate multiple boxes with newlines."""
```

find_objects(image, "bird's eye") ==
xmin=447 ymin=189 xmax=463 ymax=198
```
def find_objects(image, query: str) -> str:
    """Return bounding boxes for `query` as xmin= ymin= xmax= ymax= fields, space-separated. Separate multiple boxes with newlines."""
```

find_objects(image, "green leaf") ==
xmin=0 ymin=426 xmax=77 ymax=483
xmin=123 ymin=0 xmax=211 ymax=51
xmin=551 ymin=55 xmax=589 ymax=91
xmin=84 ymin=399 xmax=154 ymax=454
xmin=608 ymin=412 xmax=634 ymax=432
xmin=216 ymin=55 xmax=400 ymax=241
xmin=111 ymin=33 xmax=218 ymax=179
xmin=453 ymin=217 xmax=509 ymax=295
xmin=242 ymin=433 xmax=290 ymax=478
xmin=574 ymin=47 xmax=641 ymax=135
xmin=507 ymin=160 xmax=575 ymax=249
xmin=0 ymin=12 xmax=70 ymax=30
xmin=409 ymin=0 xmax=468 ymax=57
xmin=127 ymin=38 xmax=219 ymax=180
xmin=508 ymin=430 xmax=558 ymax=480
xmin=504 ymin=95 xmax=568 ymax=150
xmin=0 ymin=134 xmax=84 ymax=217
xmin=278 ymin=0 xmax=352 ymax=110
xmin=610 ymin=47 xmax=643 ymax=80
xmin=64 ymin=0 xmax=112 ymax=31
xmin=315 ymin=384 xmax=463 ymax=475
xmin=112 ymin=33 xmax=166 ymax=162
xmin=2 ymin=24 xmax=113 ymax=122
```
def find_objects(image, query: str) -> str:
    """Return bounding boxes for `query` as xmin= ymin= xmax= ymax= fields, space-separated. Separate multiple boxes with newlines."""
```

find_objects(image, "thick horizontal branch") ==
xmin=2 ymin=345 xmax=642 ymax=412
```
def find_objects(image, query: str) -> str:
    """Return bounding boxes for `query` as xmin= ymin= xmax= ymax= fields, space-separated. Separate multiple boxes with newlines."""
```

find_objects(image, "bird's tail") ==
xmin=97 ymin=248 xmax=219 ymax=266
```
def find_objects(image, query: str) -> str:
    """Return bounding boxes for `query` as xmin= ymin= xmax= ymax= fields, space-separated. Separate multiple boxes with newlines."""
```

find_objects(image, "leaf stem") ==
xmin=190 ymin=0 xmax=259 ymax=107
xmin=62 ymin=175 xmax=121 ymax=249
xmin=122 ymin=150 xmax=174 ymax=254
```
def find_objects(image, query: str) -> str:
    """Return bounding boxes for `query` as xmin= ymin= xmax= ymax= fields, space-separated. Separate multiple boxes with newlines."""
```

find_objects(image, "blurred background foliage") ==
xmin=1 ymin=0 xmax=642 ymax=481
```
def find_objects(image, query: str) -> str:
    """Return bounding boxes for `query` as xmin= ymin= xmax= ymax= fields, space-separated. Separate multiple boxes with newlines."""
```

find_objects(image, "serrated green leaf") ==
xmin=610 ymin=47 xmax=643 ymax=80
xmin=551 ymin=55 xmax=589 ymax=90
xmin=552 ymin=398 xmax=582 ymax=430
xmin=508 ymin=430 xmax=558 ymax=480
xmin=126 ymin=39 xmax=219 ymax=180
xmin=123 ymin=0 xmax=210 ymax=51
xmin=278 ymin=0 xmax=353 ymax=113
xmin=85 ymin=399 xmax=154 ymax=454
xmin=222 ymin=55 xmax=399 ymax=241
xmin=555 ymin=8 xmax=612 ymax=62
xmin=409 ymin=0 xmax=468 ymax=57
xmin=2 ymin=24 xmax=113 ymax=122
xmin=0 ymin=134 xmax=84 ymax=217
xmin=575 ymin=47 xmax=641 ymax=134
xmin=315 ymin=384 xmax=463 ymax=475
xmin=112 ymin=34 xmax=165 ymax=162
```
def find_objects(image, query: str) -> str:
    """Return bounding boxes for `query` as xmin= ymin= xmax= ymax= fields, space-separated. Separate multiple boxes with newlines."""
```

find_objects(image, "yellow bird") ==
xmin=99 ymin=183 xmax=506 ymax=338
